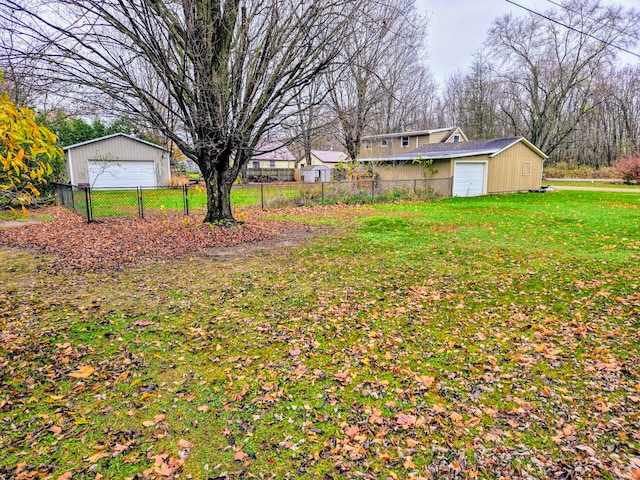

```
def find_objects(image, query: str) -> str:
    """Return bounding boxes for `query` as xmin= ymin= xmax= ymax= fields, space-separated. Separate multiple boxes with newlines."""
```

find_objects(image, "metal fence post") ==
xmin=137 ymin=186 xmax=144 ymax=218
xmin=371 ymin=180 xmax=375 ymax=202
xmin=183 ymin=184 xmax=189 ymax=215
xmin=84 ymin=186 xmax=92 ymax=223
xmin=261 ymin=183 xmax=264 ymax=210
xmin=321 ymin=181 xmax=325 ymax=203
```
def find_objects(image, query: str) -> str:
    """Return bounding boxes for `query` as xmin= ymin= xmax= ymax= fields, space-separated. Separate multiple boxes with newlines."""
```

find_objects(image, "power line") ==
xmin=543 ymin=0 xmax=640 ymax=41
xmin=505 ymin=0 xmax=640 ymax=59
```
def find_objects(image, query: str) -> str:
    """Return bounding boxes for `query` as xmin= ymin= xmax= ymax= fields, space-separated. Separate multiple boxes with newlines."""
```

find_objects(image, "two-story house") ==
xmin=359 ymin=127 xmax=547 ymax=197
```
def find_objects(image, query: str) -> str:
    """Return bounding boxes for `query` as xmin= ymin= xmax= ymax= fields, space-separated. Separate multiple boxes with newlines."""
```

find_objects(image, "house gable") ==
xmin=250 ymin=143 xmax=297 ymax=169
xmin=360 ymin=127 xmax=466 ymax=159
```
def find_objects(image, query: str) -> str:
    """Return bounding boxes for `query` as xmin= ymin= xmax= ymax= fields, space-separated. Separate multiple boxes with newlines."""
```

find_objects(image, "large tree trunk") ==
xmin=202 ymin=164 xmax=236 ymax=225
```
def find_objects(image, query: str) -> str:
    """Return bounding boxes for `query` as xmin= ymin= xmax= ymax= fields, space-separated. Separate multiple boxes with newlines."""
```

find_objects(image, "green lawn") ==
xmin=83 ymin=182 xmax=443 ymax=219
xmin=542 ymin=180 xmax=636 ymax=188
xmin=1 ymin=191 xmax=639 ymax=479
xmin=86 ymin=185 xmax=262 ymax=217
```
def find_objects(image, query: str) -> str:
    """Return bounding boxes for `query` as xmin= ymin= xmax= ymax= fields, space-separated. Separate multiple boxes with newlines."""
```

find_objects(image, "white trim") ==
xmin=360 ymin=149 xmax=497 ymax=162
xmin=362 ymin=127 xmax=455 ymax=140
xmin=67 ymin=149 xmax=75 ymax=185
xmin=63 ymin=133 xmax=169 ymax=153
xmin=489 ymin=137 xmax=547 ymax=159
xmin=453 ymin=160 xmax=488 ymax=197
xmin=164 ymin=151 xmax=171 ymax=185
xmin=443 ymin=127 xmax=469 ymax=143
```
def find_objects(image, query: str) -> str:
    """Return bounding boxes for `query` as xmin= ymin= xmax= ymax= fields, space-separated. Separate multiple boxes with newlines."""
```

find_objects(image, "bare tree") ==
xmin=370 ymin=62 xmax=439 ymax=134
xmin=443 ymin=50 xmax=505 ymax=140
xmin=0 ymin=0 xmax=363 ymax=223
xmin=326 ymin=0 xmax=428 ymax=161
xmin=488 ymin=0 xmax=640 ymax=156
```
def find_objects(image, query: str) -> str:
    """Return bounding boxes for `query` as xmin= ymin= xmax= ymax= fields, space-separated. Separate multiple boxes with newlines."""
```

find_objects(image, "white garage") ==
xmin=452 ymin=162 xmax=487 ymax=197
xmin=65 ymin=133 xmax=171 ymax=188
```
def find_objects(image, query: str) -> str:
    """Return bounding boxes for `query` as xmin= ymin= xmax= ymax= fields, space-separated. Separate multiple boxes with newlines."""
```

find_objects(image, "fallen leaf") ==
xmin=415 ymin=375 xmax=435 ymax=387
xmin=68 ymin=365 xmax=95 ymax=379
xmin=234 ymin=451 xmax=248 ymax=461
xmin=178 ymin=439 xmax=193 ymax=449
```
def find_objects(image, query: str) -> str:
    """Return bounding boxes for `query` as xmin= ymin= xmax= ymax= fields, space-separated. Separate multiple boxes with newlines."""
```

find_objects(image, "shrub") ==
xmin=614 ymin=153 xmax=640 ymax=184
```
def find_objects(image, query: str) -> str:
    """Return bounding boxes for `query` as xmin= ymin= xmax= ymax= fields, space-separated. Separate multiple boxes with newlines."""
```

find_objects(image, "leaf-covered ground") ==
xmin=0 ymin=207 xmax=310 ymax=270
xmin=1 ymin=191 xmax=639 ymax=480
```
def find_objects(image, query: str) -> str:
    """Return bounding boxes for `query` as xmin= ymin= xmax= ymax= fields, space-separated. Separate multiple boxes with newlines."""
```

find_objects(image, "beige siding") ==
xmin=308 ymin=153 xmax=338 ymax=168
xmin=362 ymin=130 xmax=468 ymax=158
xmin=430 ymin=131 xmax=450 ymax=143
xmin=66 ymin=136 xmax=170 ymax=185
xmin=361 ymin=133 xmax=437 ymax=158
xmin=309 ymin=153 xmax=324 ymax=166
xmin=371 ymin=159 xmax=451 ymax=181
xmin=487 ymin=143 xmax=544 ymax=193
xmin=251 ymin=159 xmax=296 ymax=169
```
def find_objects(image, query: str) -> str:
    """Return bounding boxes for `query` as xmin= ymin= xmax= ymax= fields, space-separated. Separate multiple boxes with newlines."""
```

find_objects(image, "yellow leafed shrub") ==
xmin=0 ymin=93 xmax=62 ymax=210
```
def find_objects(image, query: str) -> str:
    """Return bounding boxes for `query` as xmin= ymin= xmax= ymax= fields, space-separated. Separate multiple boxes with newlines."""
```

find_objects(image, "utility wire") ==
xmin=505 ymin=0 xmax=640 ymax=59
xmin=543 ymin=0 xmax=640 ymax=41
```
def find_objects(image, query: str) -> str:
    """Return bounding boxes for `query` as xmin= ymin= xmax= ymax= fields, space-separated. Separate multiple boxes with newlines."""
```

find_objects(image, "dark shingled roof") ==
xmin=412 ymin=138 xmax=521 ymax=156
xmin=360 ymin=137 xmax=546 ymax=161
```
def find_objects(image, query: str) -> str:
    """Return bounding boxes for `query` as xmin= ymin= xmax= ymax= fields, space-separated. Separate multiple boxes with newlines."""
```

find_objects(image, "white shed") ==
xmin=64 ymin=133 xmax=171 ymax=188
xmin=301 ymin=165 xmax=331 ymax=183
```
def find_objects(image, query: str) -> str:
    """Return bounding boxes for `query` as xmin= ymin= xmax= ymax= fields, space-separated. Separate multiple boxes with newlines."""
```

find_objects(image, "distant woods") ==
xmin=442 ymin=0 xmax=640 ymax=168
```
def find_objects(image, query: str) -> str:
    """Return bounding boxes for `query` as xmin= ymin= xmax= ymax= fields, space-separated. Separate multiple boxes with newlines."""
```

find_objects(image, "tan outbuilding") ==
xmin=360 ymin=137 xmax=547 ymax=196
xmin=64 ymin=133 xmax=171 ymax=188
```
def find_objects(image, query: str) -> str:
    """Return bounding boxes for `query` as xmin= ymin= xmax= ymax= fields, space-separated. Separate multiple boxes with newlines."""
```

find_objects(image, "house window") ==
xmin=453 ymin=135 xmax=460 ymax=143
xmin=381 ymin=139 xmax=389 ymax=147
xmin=523 ymin=162 xmax=532 ymax=176
xmin=401 ymin=136 xmax=409 ymax=148
xmin=270 ymin=160 xmax=276 ymax=168
xmin=364 ymin=141 xmax=372 ymax=150
xmin=253 ymin=161 xmax=260 ymax=169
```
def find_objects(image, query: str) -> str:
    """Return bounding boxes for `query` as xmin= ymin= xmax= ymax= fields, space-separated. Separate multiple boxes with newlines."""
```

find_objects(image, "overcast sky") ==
xmin=416 ymin=0 xmax=640 ymax=82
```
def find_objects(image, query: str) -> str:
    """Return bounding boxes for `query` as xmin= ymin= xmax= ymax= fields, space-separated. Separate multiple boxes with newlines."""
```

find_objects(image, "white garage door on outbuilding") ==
xmin=64 ymin=134 xmax=171 ymax=188
xmin=88 ymin=160 xmax=156 ymax=188
xmin=453 ymin=162 xmax=487 ymax=197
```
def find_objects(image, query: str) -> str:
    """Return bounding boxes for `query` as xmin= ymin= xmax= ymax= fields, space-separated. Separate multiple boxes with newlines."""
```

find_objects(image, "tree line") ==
xmin=0 ymin=0 xmax=638 ymax=222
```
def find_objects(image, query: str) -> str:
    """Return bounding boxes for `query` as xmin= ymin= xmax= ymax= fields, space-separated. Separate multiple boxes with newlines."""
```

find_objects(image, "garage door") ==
xmin=453 ymin=162 xmax=486 ymax=197
xmin=88 ymin=160 xmax=156 ymax=188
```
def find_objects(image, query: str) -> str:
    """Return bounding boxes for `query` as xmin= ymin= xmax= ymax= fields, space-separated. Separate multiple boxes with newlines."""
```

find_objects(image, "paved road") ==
xmin=551 ymin=185 xmax=640 ymax=193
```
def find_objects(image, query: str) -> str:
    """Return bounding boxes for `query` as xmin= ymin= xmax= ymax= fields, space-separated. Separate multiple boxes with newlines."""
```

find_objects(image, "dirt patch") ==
xmin=201 ymin=229 xmax=321 ymax=259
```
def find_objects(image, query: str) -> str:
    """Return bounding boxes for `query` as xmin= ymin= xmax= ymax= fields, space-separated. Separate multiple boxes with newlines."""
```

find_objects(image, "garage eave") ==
xmin=489 ymin=137 xmax=548 ymax=159
xmin=63 ymin=133 xmax=169 ymax=153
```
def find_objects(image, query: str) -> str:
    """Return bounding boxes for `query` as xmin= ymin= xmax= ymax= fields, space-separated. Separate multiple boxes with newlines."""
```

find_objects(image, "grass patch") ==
xmin=1 ymin=190 xmax=639 ymax=479
xmin=543 ymin=180 xmax=637 ymax=189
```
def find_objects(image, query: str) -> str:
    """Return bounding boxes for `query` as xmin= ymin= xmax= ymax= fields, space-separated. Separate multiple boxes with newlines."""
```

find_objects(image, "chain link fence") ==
xmin=55 ymin=177 xmax=452 ymax=222
xmin=261 ymin=178 xmax=452 ymax=208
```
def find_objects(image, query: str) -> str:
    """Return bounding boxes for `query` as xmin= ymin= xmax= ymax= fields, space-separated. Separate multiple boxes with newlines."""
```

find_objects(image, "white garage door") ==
xmin=453 ymin=162 xmax=486 ymax=197
xmin=88 ymin=160 xmax=156 ymax=188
